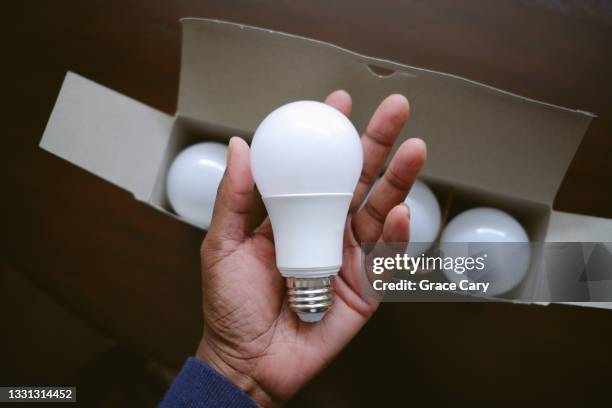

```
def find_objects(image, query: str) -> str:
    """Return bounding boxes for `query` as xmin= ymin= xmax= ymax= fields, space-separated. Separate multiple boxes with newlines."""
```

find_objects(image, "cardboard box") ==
xmin=40 ymin=18 xmax=612 ymax=310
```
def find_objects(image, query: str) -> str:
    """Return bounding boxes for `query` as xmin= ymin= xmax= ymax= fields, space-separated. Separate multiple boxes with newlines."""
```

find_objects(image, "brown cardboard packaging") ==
xmin=40 ymin=18 xmax=612 ymax=310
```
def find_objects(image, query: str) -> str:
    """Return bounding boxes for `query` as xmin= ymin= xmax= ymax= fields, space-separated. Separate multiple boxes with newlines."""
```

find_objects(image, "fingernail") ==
xmin=227 ymin=137 xmax=236 ymax=163
xmin=402 ymin=202 xmax=411 ymax=220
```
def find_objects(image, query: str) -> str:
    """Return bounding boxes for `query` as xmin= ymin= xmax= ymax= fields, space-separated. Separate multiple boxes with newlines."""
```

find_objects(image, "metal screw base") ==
xmin=286 ymin=276 xmax=334 ymax=322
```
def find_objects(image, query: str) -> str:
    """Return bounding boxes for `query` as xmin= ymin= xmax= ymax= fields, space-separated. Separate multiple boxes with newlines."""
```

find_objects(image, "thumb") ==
xmin=207 ymin=137 xmax=255 ymax=245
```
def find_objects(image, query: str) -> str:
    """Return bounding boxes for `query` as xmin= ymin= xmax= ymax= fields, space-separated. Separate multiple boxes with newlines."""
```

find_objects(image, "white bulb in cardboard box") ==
xmin=251 ymin=101 xmax=363 ymax=322
xmin=166 ymin=142 xmax=228 ymax=230
xmin=404 ymin=179 xmax=441 ymax=258
xmin=440 ymin=207 xmax=530 ymax=296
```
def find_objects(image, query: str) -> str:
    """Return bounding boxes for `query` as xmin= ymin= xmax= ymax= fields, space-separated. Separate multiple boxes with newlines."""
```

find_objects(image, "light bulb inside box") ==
xmin=251 ymin=101 xmax=363 ymax=322
xmin=404 ymin=179 xmax=441 ymax=258
xmin=440 ymin=207 xmax=530 ymax=296
xmin=166 ymin=142 xmax=228 ymax=230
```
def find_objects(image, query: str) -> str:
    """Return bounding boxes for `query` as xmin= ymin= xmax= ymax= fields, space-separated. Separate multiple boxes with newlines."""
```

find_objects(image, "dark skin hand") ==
xmin=197 ymin=90 xmax=426 ymax=407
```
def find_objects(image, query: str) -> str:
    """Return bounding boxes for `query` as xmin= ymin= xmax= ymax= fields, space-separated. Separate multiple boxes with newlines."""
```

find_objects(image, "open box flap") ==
xmin=178 ymin=18 xmax=593 ymax=204
xmin=40 ymin=72 xmax=174 ymax=201
xmin=546 ymin=211 xmax=612 ymax=242
xmin=541 ymin=211 xmax=612 ymax=310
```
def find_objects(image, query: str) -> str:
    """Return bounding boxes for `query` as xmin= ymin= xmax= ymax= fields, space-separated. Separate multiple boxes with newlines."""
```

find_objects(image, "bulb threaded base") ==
xmin=286 ymin=276 xmax=334 ymax=322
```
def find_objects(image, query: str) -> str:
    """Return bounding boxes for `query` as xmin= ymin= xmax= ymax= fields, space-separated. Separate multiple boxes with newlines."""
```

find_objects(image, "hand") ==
xmin=197 ymin=91 xmax=426 ymax=407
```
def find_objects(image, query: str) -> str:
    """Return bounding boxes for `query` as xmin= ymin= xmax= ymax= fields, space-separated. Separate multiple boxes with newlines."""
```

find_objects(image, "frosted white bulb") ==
xmin=166 ymin=142 xmax=227 ymax=229
xmin=251 ymin=101 xmax=363 ymax=322
xmin=440 ymin=207 xmax=530 ymax=296
xmin=404 ymin=180 xmax=441 ymax=257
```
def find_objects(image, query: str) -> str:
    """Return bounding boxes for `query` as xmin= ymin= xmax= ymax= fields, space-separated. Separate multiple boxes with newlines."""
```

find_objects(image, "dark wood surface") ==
xmin=2 ymin=1 xmax=612 ymax=406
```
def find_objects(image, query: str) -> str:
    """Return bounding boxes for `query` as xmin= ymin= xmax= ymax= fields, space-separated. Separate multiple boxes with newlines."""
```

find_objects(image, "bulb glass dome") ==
xmin=251 ymin=101 xmax=362 ymax=196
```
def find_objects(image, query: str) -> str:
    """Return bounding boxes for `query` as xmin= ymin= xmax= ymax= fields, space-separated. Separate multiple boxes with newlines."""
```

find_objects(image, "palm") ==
xmin=202 ymin=221 xmax=369 ymax=400
xmin=198 ymin=91 xmax=426 ymax=407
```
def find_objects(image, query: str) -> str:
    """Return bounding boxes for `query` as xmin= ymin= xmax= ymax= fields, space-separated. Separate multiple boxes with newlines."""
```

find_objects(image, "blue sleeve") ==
xmin=159 ymin=357 xmax=259 ymax=408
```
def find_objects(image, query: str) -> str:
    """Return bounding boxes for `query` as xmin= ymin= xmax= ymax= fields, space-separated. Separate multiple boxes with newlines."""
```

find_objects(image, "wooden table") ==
xmin=3 ymin=1 xmax=612 ymax=406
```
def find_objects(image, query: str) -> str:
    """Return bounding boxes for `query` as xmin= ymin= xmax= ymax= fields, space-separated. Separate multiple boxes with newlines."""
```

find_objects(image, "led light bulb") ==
xmin=251 ymin=101 xmax=363 ymax=322
xmin=404 ymin=179 xmax=441 ymax=258
xmin=440 ymin=207 xmax=530 ymax=296
xmin=166 ymin=142 xmax=228 ymax=229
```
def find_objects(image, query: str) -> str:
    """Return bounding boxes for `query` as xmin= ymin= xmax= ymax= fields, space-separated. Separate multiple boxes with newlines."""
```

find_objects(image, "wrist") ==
xmin=196 ymin=335 xmax=278 ymax=408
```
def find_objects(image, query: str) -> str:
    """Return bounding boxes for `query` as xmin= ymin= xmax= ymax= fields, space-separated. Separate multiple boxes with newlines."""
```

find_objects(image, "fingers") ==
xmin=379 ymin=203 xmax=410 ymax=243
xmin=207 ymin=137 xmax=255 ymax=244
xmin=339 ymin=204 xmax=410 ymax=292
xmin=337 ymin=203 xmax=409 ymax=297
xmin=353 ymin=138 xmax=426 ymax=243
xmin=350 ymin=94 xmax=410 ymax=211
xmin=324 ymin=89 xmax=352 ymax=116
xmin=316 ymin=205 xmax=411 ymax=346
xmin=253 ymin=216 xmax=273 ymax=241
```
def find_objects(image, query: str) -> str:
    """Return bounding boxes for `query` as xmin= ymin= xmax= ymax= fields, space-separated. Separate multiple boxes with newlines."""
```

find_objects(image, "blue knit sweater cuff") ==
xmin=159 ymin=357 xmax=259 ymax=408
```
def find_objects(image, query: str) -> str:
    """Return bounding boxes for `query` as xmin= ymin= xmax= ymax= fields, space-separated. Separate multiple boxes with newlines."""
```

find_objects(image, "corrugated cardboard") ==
xmin=40 ymin=18 xmax=612 ymax=310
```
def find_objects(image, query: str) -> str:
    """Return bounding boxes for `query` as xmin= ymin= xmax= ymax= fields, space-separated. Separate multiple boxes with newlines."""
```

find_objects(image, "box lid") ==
xmin=178 ymin=18 xmax=593 ymax=204
xmin=40 ymin=72 xmax=174 ymax=201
